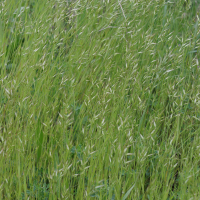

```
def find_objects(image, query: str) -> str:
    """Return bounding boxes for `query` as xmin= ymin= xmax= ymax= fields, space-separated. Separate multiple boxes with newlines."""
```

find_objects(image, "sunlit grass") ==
xmin=0 ymin=0 xmax=200 ymax=199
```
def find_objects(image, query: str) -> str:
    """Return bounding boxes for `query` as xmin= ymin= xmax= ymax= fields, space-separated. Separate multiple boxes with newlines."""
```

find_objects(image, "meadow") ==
xmin=0 ymin=0 xmax=200 ymax=199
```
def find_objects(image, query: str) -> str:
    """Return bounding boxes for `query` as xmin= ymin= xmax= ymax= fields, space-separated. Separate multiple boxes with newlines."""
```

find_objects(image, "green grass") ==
xmin=0 ymin=0 xmax=200 ymax=199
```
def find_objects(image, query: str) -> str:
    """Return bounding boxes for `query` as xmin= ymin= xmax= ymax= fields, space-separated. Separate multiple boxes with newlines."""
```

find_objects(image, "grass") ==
xmin=0 ymin=0 xmax=200 ymax=199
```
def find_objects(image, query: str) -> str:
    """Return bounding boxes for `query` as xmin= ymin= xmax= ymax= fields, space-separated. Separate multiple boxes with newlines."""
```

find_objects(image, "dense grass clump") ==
xmin=0 ymin=0 xmax=200 ymax=199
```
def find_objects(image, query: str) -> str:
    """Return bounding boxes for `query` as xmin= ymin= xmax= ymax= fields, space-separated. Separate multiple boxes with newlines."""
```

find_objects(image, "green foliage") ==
xmin=1 ymin=0 xmax=200 ymax=199
xmin=21 ymin=167 xmax=49 ymax=200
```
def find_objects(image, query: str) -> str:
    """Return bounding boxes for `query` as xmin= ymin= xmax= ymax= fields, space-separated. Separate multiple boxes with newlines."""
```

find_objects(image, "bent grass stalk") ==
xmin=36 ymin=116 xmax=43 ymax=165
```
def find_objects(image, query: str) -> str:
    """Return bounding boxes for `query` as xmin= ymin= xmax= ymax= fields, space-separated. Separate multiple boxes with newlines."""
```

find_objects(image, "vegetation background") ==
xmin=0 ymin=0 xmax=200 ymax=199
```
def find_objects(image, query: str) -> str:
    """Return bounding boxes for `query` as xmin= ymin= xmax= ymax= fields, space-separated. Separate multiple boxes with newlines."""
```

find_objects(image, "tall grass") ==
xmin=0 ymin=0 xmax=200 ymax=199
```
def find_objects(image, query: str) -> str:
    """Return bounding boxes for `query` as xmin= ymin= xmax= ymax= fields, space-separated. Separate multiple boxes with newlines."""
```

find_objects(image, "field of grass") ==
xmin=0 ymin=0 xmax=200 ymax=199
